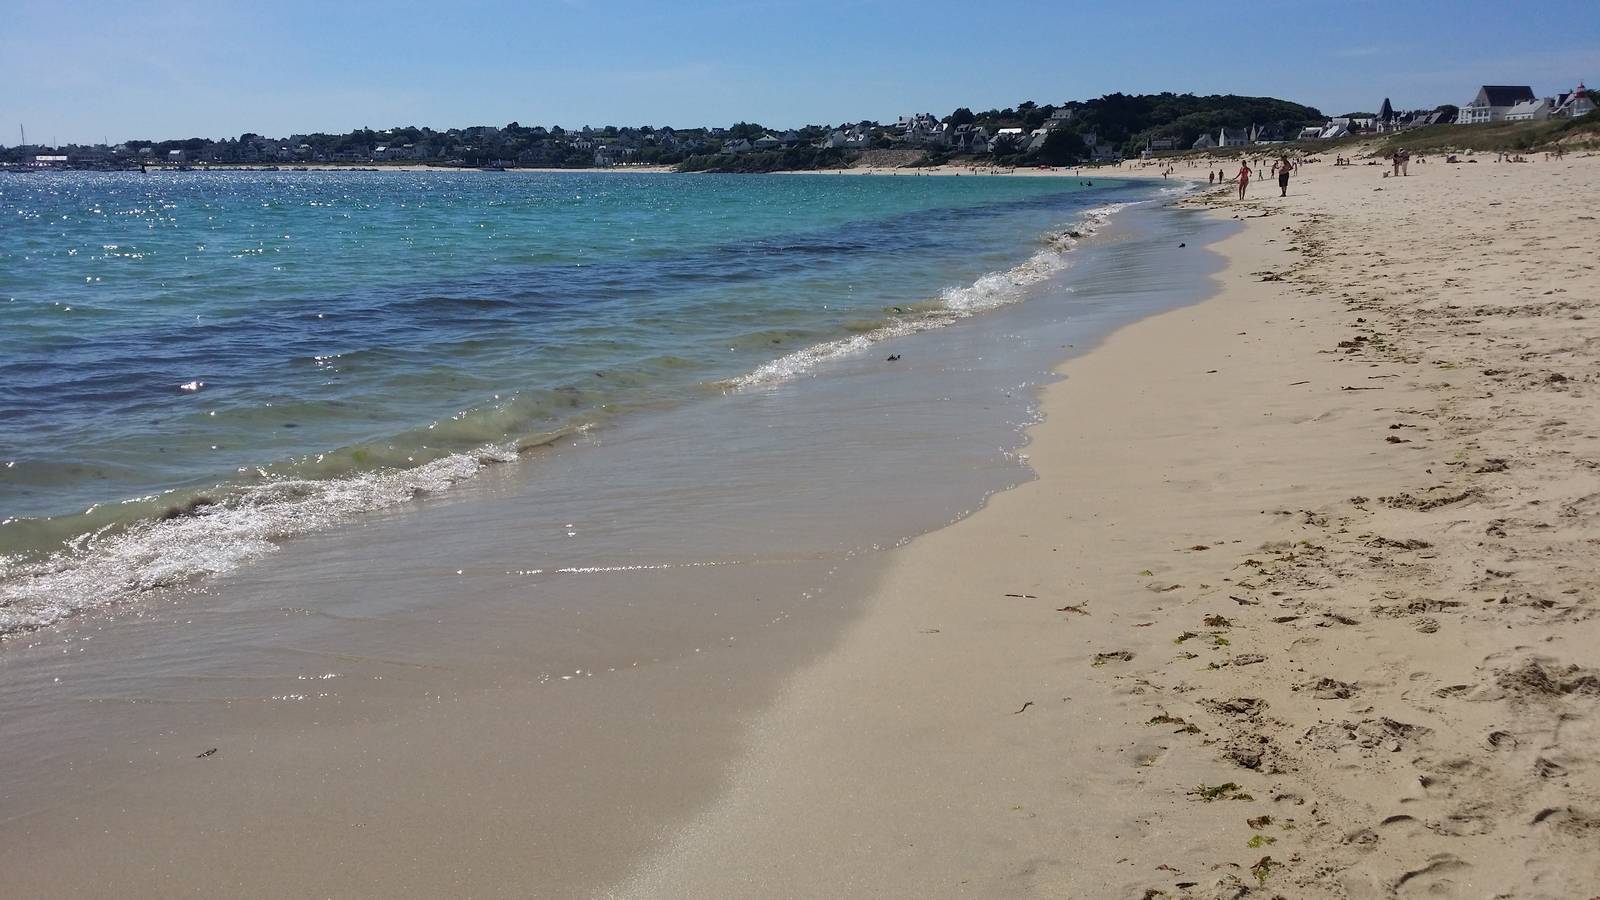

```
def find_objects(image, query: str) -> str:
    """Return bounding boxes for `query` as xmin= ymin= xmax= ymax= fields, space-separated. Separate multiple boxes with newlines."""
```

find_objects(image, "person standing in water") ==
xmin=1235 ymin=160 xmax=1252 ymax=200
xmin=1273 ymin=154 xmax=1293 ymax=197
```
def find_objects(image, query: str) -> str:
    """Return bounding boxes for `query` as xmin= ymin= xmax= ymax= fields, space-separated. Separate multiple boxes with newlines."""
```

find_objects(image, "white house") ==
xmin=844 ymin=127 xmax=874 ymax=148
xmin=898 ymin=122 xmax=949 ymax=148
xmin=1458 ymin=85 xmax=1536 ymax=124
xmin=1554 ymin=84 xmax=1595 ymax=119
xmin=753 ymin=133 xmax=783 ymax=150
xmin=722 ymin=138 xmax=753 ymax=154
xmin=819 ymin=130 xmax=849 ymax=150
xmin=1217 ymin=127 xmax=1251 ymax=147
xmin=948 ymin=125 xmax=991 ymax=153
xmin=987 ymin=127 xmax=1026 ymax=153
xmin=1504 ymin=98 xmax=1553 ymax=121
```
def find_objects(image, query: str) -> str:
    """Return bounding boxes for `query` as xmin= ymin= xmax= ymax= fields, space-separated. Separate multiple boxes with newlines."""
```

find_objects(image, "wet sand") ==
xmin=619 ymin=154 xmax=1600 ymax=897
xmin=0 ymin=199 xmax=1230 ymax=896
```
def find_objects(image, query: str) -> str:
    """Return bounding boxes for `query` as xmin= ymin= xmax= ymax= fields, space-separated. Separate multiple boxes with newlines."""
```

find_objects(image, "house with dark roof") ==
xmin=1373 ymin=97 xmax=1421 ymax=133
xmin=1249 ymin=123 xmax=1288 ymax=143
xmin=1458 ymin=85 xmax=1536 ymax=124
xmin=1554 ymin=83 xmax=1595 ymax=119
xmin=1217 ymin=127 xmax=1252 ymax=147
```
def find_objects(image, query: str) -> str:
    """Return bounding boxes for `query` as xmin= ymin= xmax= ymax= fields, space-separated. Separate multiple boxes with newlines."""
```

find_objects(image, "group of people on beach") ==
xmin=1208 ymin=153 xmax=1298 ymax=199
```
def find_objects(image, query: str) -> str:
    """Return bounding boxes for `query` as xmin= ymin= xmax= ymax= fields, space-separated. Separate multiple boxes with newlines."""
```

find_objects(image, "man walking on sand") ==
xmin=1273 ymin=154 xmax=1293 ymax=197
xmin=1235 ymin=161 xmax=1252 ymax=200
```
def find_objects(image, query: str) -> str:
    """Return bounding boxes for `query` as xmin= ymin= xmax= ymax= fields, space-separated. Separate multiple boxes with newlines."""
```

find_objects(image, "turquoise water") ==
xmin=0 ymin=169 xmax=1157 ymax=632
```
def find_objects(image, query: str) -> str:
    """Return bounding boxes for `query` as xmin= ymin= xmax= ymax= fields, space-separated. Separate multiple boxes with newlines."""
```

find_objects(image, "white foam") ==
xmin=0 ymin=445 xmax=519 ymax=636
xmin=728 ymin=203 xmax=1130 ymax=389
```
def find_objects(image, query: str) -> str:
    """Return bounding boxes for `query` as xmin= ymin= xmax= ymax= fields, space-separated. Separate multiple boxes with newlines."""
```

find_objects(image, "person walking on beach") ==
xmin=1273 ymin=154 xmax=1293 ymax=197
xmin=1235 ymin=161 xmax=1252 ymax=200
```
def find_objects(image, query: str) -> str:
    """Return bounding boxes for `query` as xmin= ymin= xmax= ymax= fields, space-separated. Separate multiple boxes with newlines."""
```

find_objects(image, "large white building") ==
xmin=1458 ymin=85 xmax=1536 ymax=124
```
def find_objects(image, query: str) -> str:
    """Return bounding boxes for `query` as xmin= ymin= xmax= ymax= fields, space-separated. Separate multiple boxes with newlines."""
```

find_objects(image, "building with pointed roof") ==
xmin=1458 ymin=85 xmax=1536 ymax=124
xmin=1554 ymin=83 xmax=1595 ymax=119
xmin=1505 ymin=98 xmax=1553 ymax=121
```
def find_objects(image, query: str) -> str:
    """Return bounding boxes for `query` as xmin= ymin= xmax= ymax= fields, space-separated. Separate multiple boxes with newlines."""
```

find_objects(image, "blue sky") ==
xmin=4 ymin=0 xmax=1595 ymax=145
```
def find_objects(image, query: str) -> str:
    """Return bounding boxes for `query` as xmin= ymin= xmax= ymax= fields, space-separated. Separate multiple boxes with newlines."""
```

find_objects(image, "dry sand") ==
xmin=617 ymin=153 xmax=1600 ymax=898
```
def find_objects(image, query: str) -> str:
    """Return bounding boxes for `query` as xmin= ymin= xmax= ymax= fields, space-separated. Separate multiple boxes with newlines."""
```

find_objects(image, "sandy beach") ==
xmin=3 ymin=173 xmax=1209 ymax=897
xmin=5 ymin=151 xmax=1597 ymax=899
xmin=619 ymin=153 xmax=1600 ymax=898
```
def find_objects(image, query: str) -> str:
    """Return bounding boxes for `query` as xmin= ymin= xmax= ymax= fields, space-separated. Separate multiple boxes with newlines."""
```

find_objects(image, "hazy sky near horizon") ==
xmin=4 ymin=0 xmax=1595 ymax=145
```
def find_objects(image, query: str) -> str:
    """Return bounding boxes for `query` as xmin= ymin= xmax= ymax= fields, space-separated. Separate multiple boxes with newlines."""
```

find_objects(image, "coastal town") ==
xmin=4 ymin=82 xmax=1591 ymax=173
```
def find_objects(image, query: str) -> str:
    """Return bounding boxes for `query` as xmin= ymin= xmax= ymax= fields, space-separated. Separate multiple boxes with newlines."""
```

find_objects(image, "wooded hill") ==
xmin=961 ymin=92 xmax=1325 ymax=157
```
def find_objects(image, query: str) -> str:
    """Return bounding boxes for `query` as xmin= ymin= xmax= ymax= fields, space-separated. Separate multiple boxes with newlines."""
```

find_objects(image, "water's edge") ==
xmin=0 ymin=186 xmax=1150 ymax=638
xmin=0 ymin=194 xmax=1238 ymax=899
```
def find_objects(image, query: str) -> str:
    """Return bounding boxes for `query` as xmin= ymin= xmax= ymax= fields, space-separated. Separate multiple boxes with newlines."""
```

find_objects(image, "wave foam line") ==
xmin=0 ymin=445 xmax=521 ymax=637
xmin=727 ymin=203 xmax=1130 ymax=389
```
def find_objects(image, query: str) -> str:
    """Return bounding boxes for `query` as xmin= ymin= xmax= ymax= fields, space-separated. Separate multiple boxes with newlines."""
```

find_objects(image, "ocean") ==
xmin=0 ymin=167 xmax=1236 ymax=891
xmin=0 ymin=169 xmax=1174 ymax=635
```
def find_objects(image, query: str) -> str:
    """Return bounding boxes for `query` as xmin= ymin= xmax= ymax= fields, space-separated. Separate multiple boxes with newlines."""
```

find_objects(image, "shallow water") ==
xmin=1 ymin=170 xmax=1151 ymax=634
xmin=0 ymin=185 xmax=1234 ymax=897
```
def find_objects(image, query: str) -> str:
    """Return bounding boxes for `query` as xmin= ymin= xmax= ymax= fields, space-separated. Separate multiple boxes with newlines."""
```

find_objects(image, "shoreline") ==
xmin=32 ymin=162 xmax=1198 ymax=179
xmin=617 ymin=155 xmax=1600 ymax=897
xmin=0 ymin=182 xmax=1225 ymax=896
xmin=1 ymin=177 xmax=1154 ymax=635
xmin=9 ymin=153 xmax=1595 ymax=896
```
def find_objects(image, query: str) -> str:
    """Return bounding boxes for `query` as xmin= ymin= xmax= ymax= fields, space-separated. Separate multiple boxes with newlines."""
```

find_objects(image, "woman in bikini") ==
xmin=1236 ymin=161 xmax=1252 ymax=200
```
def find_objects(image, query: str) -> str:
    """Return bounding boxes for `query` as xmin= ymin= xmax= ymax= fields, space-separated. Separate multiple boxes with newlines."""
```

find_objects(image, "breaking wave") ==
xmin=0 ymin=437 xmax=577 ymax=637
xmin=726 ymin=204 xmax=1130 ymax=388
xmin=0 ymin=197 xmax=1140 ymax=639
